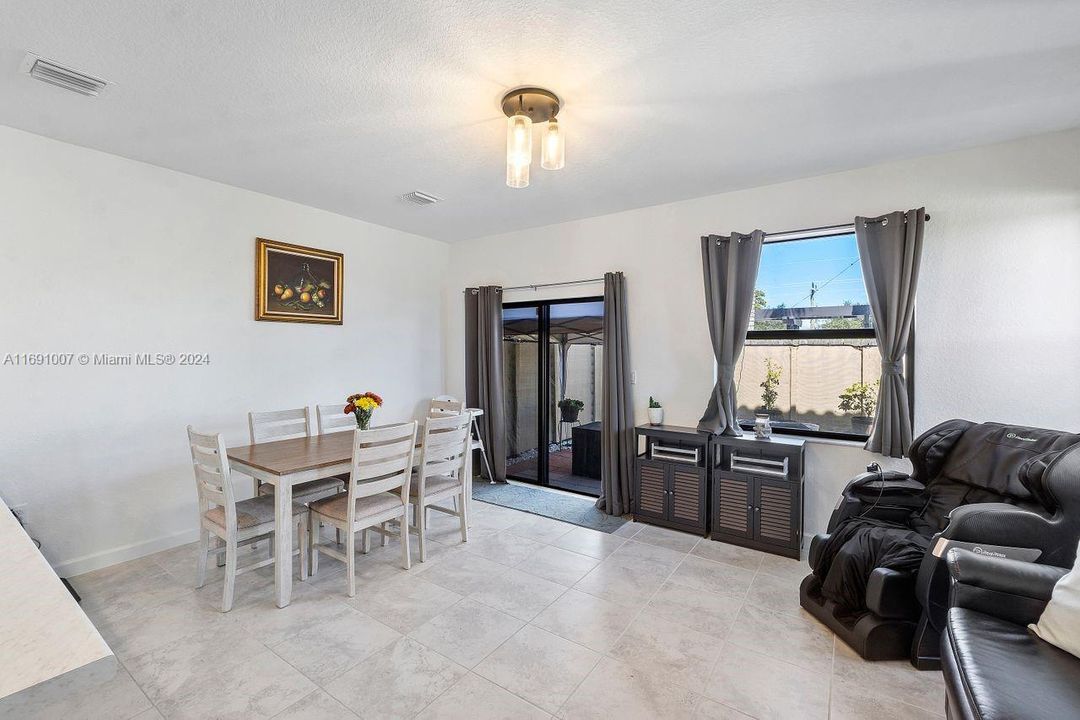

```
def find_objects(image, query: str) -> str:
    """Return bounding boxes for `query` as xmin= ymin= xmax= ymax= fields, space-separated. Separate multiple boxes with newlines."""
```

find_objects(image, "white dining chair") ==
xmin=428 ymin=395 xmax=465 ymax=418
xmin=188 ymin=426 xmax=308 ymax=612
xmin=308 ymin=421 xmax=418 ymax=597
xmin=316 ymin=403 xmax=355 ymax=434
xmin=249 ymin=407 xmax=344 ymax=504
xmin=411 ymin=413 xmax=471 ymax=562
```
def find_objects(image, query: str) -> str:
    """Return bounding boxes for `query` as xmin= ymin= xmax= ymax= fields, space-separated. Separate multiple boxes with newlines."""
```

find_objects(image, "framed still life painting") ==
xmin=255 ymin=238 xmax=343 ymax=324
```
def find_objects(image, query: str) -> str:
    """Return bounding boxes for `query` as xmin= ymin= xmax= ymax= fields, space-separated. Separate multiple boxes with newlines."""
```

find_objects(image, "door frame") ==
xmin=503 ymin=295 xmax=604 ymax=493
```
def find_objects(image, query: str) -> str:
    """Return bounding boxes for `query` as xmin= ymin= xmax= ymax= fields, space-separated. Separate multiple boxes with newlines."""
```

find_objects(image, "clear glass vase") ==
xmin=355 ymin=408 xmax=373 ymax=430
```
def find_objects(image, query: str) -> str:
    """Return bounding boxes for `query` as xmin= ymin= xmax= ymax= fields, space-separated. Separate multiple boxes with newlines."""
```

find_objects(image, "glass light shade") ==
xmin=505 ymin=112 xmax=532 ymax=188
xmin=541 ymin=118 xmax=565 ymax=170
xmin=506 ymin=158 xmax=530 ymax=188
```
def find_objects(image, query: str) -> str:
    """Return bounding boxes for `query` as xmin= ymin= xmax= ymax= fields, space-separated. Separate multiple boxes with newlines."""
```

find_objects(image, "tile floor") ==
xmin=63 ymin=502 xmax=946 ymax=720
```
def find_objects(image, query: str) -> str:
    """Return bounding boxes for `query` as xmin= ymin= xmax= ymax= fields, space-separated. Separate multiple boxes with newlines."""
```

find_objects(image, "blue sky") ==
xmin=755 ymin=233 xmax=868 ymax=309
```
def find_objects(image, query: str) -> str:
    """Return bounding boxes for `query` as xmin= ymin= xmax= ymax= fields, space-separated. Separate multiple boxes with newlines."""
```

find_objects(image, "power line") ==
xmin=785 ymin=258 xmax=860 ymax=308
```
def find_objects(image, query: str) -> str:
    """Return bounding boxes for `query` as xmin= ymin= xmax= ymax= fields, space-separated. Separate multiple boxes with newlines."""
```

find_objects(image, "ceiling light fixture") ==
xmin=501 ymin=87 xmax=563 ymax=188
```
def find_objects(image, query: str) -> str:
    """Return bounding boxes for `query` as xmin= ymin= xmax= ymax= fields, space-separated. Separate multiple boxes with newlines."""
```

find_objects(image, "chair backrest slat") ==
xmin=316 ymin=403 xmax=355 ymax=434
xmin=188 ymin=426 xmax=235 ymax=524
xmin=428 ymin=395 xmax=465 ymax=418
xmin=346 ymin=422 xmax=417 ymax=521
xmin=417 ymin=414 xmax=471 ymax=494
xmin=249 ymin=407 xmax=311 ymax=443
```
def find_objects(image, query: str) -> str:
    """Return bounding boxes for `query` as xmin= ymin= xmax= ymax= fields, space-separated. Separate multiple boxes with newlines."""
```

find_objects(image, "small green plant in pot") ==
xmin=648 ymin=396 xmax=664 ymax=425
xmin=558 ymin=398 xmax=584 ymax=423
xmin=838 ymin=381 xmax=878 ymax=435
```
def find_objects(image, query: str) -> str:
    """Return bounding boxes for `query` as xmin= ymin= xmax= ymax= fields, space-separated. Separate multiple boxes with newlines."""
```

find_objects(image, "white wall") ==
xmin=445 ymin=128 xmax=1080 ymax=539
xmin=0 ymin=126 xmax=449 ymax=575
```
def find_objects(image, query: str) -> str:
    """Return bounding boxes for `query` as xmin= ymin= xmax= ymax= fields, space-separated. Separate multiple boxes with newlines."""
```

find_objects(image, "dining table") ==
xmin=226 ymin=412 xmax=478 ymax=608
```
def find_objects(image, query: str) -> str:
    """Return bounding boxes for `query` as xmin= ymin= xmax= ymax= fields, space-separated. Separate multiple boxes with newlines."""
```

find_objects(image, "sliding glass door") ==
xmin=503 ymin=297 xmax=604 ymax=496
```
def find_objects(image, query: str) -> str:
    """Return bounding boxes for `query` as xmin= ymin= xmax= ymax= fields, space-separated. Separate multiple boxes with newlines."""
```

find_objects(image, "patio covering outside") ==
xmin=503 ymin=302 xmax=604 ymax=494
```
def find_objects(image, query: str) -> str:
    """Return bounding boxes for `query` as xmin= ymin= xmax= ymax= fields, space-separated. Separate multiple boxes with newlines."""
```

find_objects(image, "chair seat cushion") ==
xmin=944 ymin=607 xmax=1080 ymax=719
xmin=258 ymin=476 xmax=344 ymax=502
xmin=310 ymin=491 xmax=404 ymax=522
xmin=204 ymin=495 xmax=306 ymax=529
xmin=411 ymin=474 xmax=461 ymax=497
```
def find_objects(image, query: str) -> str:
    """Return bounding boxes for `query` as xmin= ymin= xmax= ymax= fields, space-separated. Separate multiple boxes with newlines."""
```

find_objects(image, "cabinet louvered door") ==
xmin=755 ymin=477 xmax=798 ymax=549
xmin=635 ymin=460 xmax=667 ymax=521
xmin=715 ymin=472 xmax=752 ymax=539
xmin=670 ymin=466 xmax=704 ymax=527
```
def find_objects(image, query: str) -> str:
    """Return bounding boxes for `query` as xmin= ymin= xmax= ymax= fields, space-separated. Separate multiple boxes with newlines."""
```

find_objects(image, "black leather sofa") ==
xmin=800 ymin=420 xmax=1080 ymax=668
xmin=942 ymin=548 xmax=1080 ymax=720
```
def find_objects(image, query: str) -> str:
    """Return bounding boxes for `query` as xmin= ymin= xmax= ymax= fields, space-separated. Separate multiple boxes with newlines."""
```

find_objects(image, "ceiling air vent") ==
xmin=400 ymin=190 xmax=442 ymax=207
xmin=20 ymin=53 xmax=108 ymax=96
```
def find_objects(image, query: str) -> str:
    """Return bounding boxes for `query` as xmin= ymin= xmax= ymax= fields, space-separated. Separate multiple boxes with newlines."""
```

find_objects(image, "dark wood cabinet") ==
xmin=712 ymin=435 xmax=805 ymax=558
xmin=632 ymin=425 xmax=712 ymax=535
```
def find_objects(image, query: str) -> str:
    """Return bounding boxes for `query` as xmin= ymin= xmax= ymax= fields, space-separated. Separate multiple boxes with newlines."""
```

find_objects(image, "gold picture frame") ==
xmin=255 ymin=238 xmax=343 ymax=324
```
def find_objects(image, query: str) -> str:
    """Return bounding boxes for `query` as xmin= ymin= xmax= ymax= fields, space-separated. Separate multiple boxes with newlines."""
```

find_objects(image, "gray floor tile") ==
xmin=350 ymin=574 xmax=463 ymax=634
xmin=704 ymin=643 xmax=828 ymax=720
xmin=409 ymin=598 xmax=524 ymax=668
xmin=468 ymin=567 xmax=568 ymax=621
xmin=516 ymin=545 xmax=600 ymax=587
xmin=609 ymin=607 xmax=724 ymax=693
xmin=324 ymin=638 xmax=467 ymax=719
xmin=725 ymin=605 xmax=834 ymax=671
xmin=645 ymin=580 xmax=743 ymax=638
xmin=550 ymin=527 xmax=627 ymax=560
xmin=269 ymin=606 xmax=400 ymax=684
xmin=416 ymin=672 xmax=551 ymax=720
xmin=531 ymin=589 xmax=636 ymax=653
xmin=474 ymin=625 xmax=600 ymax=714
xmin=271 ymin=689 xmax=360 ymax=719
xmin=558 ymin=656 xmax=698 ymax=720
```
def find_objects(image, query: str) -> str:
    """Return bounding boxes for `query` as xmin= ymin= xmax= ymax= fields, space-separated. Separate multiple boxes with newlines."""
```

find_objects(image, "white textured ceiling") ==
xmin=2 ymin=1 xmax=1080 ymax=242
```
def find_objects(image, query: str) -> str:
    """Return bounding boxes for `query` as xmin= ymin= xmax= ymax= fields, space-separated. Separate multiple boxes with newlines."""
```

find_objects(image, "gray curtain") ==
xmin=464 ymin=286 xmax=507 ymax=481
xmin=855 ymin=209 xmax=925 ymax=458
xmin=596 ymin=272 xmax=635 ymax=516
xmin=697 ymin=231 xmax=765 ymax=435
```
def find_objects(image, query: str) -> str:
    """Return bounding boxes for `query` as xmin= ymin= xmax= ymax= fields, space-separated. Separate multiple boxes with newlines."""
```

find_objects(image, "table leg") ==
xmin=274 ymin=480 xmax=293 ymax=607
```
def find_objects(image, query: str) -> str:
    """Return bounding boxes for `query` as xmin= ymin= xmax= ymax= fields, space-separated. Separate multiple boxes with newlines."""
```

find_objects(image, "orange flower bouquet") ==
xmin=344 ymin=392 xmax=383 ymax=430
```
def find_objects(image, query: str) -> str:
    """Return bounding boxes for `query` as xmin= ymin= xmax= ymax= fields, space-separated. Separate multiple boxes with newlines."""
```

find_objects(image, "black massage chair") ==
xmin=799 ymin=419 xmax=1080 ymax=669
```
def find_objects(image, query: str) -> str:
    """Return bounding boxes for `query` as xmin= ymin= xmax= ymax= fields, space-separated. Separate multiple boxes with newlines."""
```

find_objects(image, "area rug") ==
xmin=472 ymin=481 xmax=628 ymax=533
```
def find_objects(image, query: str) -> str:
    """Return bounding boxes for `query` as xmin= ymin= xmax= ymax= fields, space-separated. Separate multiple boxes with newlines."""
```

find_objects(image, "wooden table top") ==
xmin=227 ymin=431 xmax=354 ymax=476
xmin=226 ymin=422 xmax=437 ymax=476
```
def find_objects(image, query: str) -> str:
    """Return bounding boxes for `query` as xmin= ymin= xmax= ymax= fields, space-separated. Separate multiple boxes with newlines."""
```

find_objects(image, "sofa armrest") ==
xmin=946 ymin=548 xmax=1067 ymax=626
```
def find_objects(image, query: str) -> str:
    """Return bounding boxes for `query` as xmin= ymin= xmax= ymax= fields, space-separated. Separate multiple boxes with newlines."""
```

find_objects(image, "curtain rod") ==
xmin=465 ymin=277 xmax=604 ymax=294
xmin=715 ymin=213 xmax=931 ymax=244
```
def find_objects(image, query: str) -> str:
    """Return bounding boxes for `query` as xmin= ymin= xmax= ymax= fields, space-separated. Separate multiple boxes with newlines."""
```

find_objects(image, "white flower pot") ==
xmin=648 ymin=407 xmax=664 ymax=425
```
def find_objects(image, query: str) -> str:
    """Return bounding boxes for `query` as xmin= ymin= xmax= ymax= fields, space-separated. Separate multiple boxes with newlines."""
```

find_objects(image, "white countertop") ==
xmin=0 ymin=495 xmax=113 ymax=701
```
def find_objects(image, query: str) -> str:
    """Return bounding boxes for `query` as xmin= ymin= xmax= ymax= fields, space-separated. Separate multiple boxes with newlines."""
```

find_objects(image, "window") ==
xmin=735 ymin=231 xmax=896 ymax=440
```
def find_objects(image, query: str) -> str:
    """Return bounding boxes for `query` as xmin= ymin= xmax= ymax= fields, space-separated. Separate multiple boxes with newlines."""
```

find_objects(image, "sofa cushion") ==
xmin=944 ymin=607 xmax=1080 ymax=720
xmin=1030 ymin=540 xmax=1080 ymax=659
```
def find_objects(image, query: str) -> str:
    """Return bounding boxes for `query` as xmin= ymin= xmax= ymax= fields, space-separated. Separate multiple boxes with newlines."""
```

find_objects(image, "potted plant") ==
xmin=344 ymin=391 xmax=383 ymax=430
xmin=838 ymin=381 xmax=878 ymax=435
xmin=558 ymin=397 xmax=584 ymax=423
xmin=648 ymin=396 xmax=664 ymax=425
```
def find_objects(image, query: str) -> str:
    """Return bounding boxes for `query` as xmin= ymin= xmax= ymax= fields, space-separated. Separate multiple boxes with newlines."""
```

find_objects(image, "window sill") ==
xmin=802 ymin=435 xmax=869 ymax=449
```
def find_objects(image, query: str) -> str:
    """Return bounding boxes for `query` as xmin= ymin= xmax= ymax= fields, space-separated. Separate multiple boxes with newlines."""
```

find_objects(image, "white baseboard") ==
xmin=51 ymin=527 xmax=200 ymax=578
